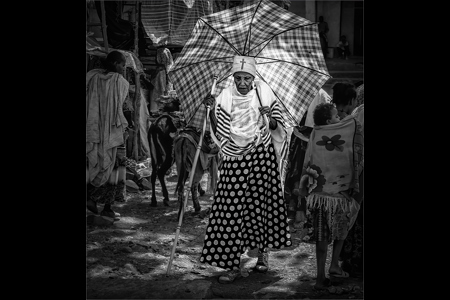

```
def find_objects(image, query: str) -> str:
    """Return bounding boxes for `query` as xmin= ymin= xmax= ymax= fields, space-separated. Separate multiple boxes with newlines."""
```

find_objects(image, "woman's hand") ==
xmin=258 ymin=106 xmax=270 ymax=116
xmin=259 ymin=106 xmax=277 ymax=129
xmin=203 ymin=94 xmax=215 ymax=108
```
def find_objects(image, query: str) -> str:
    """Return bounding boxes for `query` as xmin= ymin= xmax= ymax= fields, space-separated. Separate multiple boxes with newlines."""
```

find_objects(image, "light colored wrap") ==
xmin=86 ymin=70 xmax=129 ymax=187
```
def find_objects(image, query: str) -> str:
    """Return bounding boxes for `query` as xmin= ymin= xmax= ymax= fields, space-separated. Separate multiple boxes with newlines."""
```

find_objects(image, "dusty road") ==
xmin=86 ymin=169 xmax=363 ymax=299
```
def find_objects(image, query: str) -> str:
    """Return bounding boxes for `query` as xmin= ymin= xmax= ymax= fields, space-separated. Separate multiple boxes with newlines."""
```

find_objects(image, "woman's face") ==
xmin=233 ymin=71 xmax=254 ymax=95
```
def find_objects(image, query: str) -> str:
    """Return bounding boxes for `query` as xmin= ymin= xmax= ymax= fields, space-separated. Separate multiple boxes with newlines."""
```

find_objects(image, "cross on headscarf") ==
xmin=240 ymin=59 xmax=246 ymax=69
xmin=231 ymin=55 xmax=256 ymax=77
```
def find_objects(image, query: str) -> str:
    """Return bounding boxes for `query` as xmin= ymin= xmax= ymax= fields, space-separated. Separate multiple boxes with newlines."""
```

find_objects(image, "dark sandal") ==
xmin=254 ymin=249 xmax=269 ymax=273
xmin=329 ymin=269 xmax=350 ymax=278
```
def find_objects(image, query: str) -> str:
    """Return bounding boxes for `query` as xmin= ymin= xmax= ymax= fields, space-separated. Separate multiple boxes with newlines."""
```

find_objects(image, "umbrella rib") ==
xmin=256 ymin=57 xmax=331 ymax=77
xmin=250 ymin=22 xmax=318 ymax=57
xmin=199 ymin=18 xmax=242 ymax=55
xmin=169 ymin=56 xmax=234 ymax=73
xmin=243 ymin=0 xmax=263 ymax=55
xmin=217 ymin=67 xmax=233 ymax=84
xmin=254 ymin=69 xmax=297 ymax=125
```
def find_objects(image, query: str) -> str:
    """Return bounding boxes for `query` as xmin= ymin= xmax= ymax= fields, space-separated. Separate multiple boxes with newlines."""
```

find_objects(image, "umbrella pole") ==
xmin=166 ymin=76 xmax=217 ymax=275
xmin=255 ymin=87 xmax=270 ymax=134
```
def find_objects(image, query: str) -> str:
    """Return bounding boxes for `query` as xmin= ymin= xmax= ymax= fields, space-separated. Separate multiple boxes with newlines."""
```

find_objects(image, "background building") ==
xmin=289 ymin=0 xmax=363 ymax=57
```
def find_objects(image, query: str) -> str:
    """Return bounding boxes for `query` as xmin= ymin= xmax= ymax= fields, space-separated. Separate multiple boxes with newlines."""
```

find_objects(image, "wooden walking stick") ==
xmin=166 ymin=74 xmax=218 ymax=275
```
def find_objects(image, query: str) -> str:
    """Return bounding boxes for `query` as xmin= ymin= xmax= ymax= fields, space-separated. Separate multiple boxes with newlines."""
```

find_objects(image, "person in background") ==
xmin=284 ymin=89 xmax=331 ymax=229
xmin=312 ymin=102 xmax=341 ymax=125
xmin=332 ymin=82 xmax=357 ymax=119
xmin=86 ymin=50 xmax=129 ymax=219
xmin=351 ymin=84 xmax=364 ymax=135
xmin=200 ymin=55 xmax=292 ymax=284
xmin=339 ymin=83 xmax=364 ymax=277
xmin=354 ymin=83 xmax=364 ymax=108
xmin=336 ymin=35 xmax=351 ymax=60
xmin=149 ymin=47 xmax=174 ymax=112
xmin=299 ymin=84 xmax=363 ymax=290
xmin=318 ymin=16 xmax=329 ymax=58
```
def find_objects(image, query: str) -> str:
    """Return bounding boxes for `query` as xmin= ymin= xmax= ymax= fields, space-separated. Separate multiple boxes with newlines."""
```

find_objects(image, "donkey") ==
xmin=148 ymin=114 xmax=178 ymax=207
xmin=173 ymin=126 xmax=219 ymax=216
xmin=147 ymin=115 xmax=206 ymax=207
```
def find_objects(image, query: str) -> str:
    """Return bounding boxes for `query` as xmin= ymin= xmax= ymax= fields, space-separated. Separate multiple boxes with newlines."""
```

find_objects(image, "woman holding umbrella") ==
xmin=200 ymin=55 xmax=292 ymax=284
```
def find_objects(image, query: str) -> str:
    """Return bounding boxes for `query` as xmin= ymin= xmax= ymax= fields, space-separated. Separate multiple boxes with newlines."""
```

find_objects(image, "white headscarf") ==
xmin=229 ymin=84 xmax=263 ymax=147
xmin=231 ymin=55 xmax=256 ymax=77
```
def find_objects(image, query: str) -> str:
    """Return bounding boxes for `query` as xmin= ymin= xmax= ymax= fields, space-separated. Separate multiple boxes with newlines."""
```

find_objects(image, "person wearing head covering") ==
xmin=150 ymin=48 xmax=175 ymax=111
xmin=338 ymin=83 xmax=364 ymax=278
xmin=352 ymin=83 xmax=364 ymax=136
xmin=200 ymin=55 xmax=292 ymax=284
xmin=283 ymin=88 xmax=331 ymax=230
xmin=299 ymin=82 xmax=363 ymax=290
xmin=354 ymin=83 xmax=364 ymax=108
xmin=86 ymin=50 xmax=129 ymax=219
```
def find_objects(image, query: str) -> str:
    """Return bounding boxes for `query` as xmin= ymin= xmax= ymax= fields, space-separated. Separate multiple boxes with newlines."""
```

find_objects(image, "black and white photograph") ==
xmin=86 ymin=0 xmax=364 ymax=298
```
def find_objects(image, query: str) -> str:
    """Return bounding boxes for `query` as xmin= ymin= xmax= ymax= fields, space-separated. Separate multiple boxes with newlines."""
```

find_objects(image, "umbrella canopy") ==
xmin=168 ymin=0 xmax=331 ymax=129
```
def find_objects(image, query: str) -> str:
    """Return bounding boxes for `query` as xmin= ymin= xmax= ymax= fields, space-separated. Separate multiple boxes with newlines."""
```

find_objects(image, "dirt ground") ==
xmin=86 ymin=168 xmax=364 ymax=299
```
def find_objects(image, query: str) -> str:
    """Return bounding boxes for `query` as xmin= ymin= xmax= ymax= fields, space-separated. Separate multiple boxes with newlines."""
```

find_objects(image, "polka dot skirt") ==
xmin=200 ymin=143 xmax=292 ymax=270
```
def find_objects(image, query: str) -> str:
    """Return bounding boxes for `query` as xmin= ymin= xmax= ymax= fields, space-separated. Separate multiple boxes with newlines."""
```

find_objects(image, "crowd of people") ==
xmin=299 ymin=82 xmax=364 ymax=289
xmin=86 ymin=51 xmax=364 ymax=289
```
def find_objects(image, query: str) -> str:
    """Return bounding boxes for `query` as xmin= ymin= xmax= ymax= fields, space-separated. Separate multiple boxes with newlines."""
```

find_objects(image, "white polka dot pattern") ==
xmin=199 ymin=144 xmax=292 ymax=270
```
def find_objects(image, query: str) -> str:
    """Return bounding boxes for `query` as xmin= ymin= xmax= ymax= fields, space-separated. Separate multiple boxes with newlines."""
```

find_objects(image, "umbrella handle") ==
xmin=205 ymin=74 xmax=218 ymax=111
xmin=210 ymin=74 xmax=218 ymax=97
xmin=255 ymin=86 xmax=270 ymax=135
xmin=263 ymin=114 xmax=270 ymax=133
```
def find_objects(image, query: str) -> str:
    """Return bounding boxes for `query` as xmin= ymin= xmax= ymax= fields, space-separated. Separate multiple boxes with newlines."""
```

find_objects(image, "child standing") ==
xmin=283 ymin=89 xmax=331 ymax=230
xmin=299 ymin=100 xmax=363 ymax=290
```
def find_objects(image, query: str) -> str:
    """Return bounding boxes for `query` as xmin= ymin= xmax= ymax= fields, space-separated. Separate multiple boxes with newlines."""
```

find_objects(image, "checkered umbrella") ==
xmin=168 ymin=0 xmax=331 ymax=129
